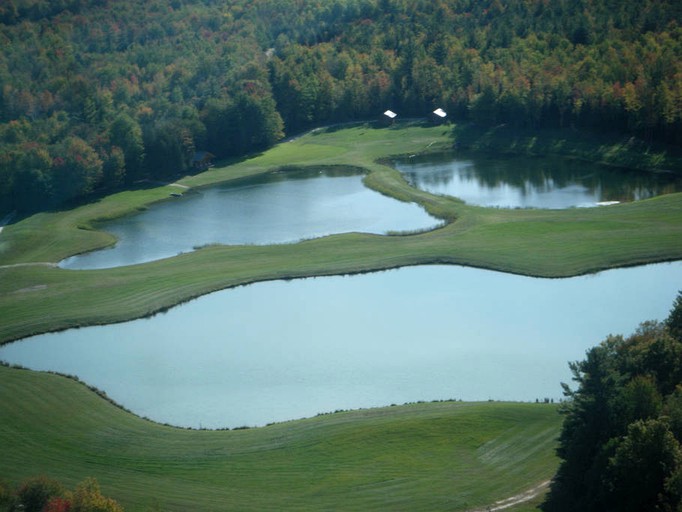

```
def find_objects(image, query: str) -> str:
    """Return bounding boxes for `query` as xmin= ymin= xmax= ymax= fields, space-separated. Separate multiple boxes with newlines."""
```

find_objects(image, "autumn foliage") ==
xmin=1 ymin=0 xmax=681 ymax=214
xmin=3 ymin=476 xmax=123 ymax=512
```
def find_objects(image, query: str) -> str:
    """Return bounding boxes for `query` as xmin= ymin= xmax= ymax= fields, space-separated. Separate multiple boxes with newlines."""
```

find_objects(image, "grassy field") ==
xmin=1 ymin=122 xmax=681 ymax=343
xmin=0 ymin=122 xmax=681 ymax=510
xmin=0 ymin=364 xmax=561 ymax=511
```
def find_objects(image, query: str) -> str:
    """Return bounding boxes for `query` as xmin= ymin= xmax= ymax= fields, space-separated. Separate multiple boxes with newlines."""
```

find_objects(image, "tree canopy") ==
xmin=544 ymin=291 xmax=682 ymax=511
xmin=1 ymin=0 xmax=681 ymax=213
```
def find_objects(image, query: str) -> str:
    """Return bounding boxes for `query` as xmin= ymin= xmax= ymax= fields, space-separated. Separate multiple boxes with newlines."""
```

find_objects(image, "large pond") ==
xmin=1 ymin=262 xmax=680 ymax=429
xmin=60 ymin=168 xmax=440 ymax=269
xmin=393 ymin=152 xmax=682 ymax=209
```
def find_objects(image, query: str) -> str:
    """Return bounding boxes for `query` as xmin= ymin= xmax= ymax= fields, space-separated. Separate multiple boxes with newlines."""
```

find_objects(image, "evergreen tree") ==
xmin=544 ymin=293 xmax=682 ymax=511
xmin=667 ymin=292 xmax=682 ymax=342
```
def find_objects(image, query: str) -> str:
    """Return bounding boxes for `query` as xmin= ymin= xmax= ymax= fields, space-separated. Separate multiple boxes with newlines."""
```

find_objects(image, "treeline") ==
xmin=1 ymin=0 xmax=681 ymax=213
xmin=270 ymin=0 xmax=682 ymax=134
xmin=543 ymin=292 xmax=682 ymax=511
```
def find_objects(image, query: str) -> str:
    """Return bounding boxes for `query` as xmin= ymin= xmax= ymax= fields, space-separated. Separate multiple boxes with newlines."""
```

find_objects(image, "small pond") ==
xmin=392 ymin=152 xmax=682 ymax=209
xmin=1 ymin=262 xmax=680 ymax=429
xmin=60 ymin=168 xmax=440 ymax=269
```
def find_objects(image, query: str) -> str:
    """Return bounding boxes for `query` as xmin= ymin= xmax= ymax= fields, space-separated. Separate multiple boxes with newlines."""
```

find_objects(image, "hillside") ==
xmin=1 ymin=0 xmax=681 ymax=213
xmin=0 ymin=364 xmax=560 ymax=511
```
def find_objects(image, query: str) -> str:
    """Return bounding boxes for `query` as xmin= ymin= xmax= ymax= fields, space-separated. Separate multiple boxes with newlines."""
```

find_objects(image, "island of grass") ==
xmin=0 ymin=122 xmax=681 ymax=344
xmin=1 ymin=122 xmax=681 ymax=510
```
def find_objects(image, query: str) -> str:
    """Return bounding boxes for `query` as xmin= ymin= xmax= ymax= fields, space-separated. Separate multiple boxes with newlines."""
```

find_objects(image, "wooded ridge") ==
xmin=1 ymin=0 xmax=681 ymax=213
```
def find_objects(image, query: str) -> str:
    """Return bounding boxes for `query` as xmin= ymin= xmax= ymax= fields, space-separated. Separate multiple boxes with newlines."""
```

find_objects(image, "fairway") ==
xmin=2 ymin=0 xmax=682 ymax=508
xmin=0 ymin=364 xmax=561 ymax=511
xmin=0 ymin=122 xmax=680 ymax=511
xmin=1 ymin=123 xmax=681 ymax=344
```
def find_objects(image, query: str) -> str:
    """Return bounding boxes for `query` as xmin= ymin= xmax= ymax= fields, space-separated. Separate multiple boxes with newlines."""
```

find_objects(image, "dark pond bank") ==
xmin=393 ymin=152 xmax=682 ymax=209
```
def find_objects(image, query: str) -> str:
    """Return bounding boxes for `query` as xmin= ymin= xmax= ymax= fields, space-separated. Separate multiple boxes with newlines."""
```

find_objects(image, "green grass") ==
xmin=0 ymin=364 xmax=561 ymax=511
xmin=1 ymin=123 xmax=682 ymax=343
xmin=2 ymin=122 xmax=678 ymax=509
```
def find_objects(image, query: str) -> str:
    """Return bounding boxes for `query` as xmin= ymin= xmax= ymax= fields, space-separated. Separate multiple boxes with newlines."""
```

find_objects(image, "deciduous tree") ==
xmin=16 ymin=476 xmax=65 ymax=512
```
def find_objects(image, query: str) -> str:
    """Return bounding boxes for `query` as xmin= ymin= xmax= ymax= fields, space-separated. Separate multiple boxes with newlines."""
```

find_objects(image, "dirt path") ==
xmin=469 ymin=480 xmax=551 ymax=512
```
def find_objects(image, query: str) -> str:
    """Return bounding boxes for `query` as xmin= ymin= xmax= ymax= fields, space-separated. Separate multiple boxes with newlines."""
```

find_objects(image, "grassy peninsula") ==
xmin=0 ymin=122 xmax=681 ymax=510
xmin=1 ymin=122 xmax=681 ymax=344
xmin=2 ymin=1 xmax=682 ymax=509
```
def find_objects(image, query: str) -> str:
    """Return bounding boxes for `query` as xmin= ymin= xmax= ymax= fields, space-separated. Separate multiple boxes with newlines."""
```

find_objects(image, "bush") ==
xmin=5 ymin=477 xmax=123 ymax=512
xmin=71 ymin=478 xmax=123 ymax=512
xmin=15 ymin=476 xmax=65 ymax=512
xmin=0 ymin=480 xmax=14 ymax=510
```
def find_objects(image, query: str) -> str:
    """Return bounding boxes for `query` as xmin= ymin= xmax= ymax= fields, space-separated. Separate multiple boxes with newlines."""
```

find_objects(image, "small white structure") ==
xmin=431 ymin=108 xmax=447 ymax=124
xmin=382 ymin=109 xmax=398 ymax=125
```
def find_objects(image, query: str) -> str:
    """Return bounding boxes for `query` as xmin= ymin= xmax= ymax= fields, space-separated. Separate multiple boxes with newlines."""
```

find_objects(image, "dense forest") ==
xmin=544 ymin=292 xmax=682 ymax=511
xmin=1 ymin=0 xmax=681 ymax=213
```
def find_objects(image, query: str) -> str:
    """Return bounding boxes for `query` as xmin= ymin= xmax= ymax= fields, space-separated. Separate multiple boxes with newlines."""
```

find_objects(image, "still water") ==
xmin=60 ymin=168 xmax=440 ymax=269
xmin=393 ymin=152 xmax=682 ymax=209
xmin=1 ymin=263 xmax=680 ymax=429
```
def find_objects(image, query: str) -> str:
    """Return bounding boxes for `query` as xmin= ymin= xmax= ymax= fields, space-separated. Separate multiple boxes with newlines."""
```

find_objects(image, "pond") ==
xmin=1 ymin=262 xmax=680 ymax=429
xmin=60 ymin=168 xmax=440 ymax=269
xmin=392 ymin=152 xmax=682 ymax=209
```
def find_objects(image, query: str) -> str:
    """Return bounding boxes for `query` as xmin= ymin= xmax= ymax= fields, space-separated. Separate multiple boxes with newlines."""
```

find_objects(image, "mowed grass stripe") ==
xmin=2 ymin=189 xmax=682 ymax=343
xmin=0 ymin=365 xmax=561 ymax=511
xmin=1 ymin=123 xmax=678 ymax=510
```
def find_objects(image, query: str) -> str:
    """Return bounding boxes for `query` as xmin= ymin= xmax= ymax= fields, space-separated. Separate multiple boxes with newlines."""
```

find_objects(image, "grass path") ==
xmin=0 ymin=364 xmax=561 ymax=511
xmin=469 ymin=480 xmax=551 ymax=512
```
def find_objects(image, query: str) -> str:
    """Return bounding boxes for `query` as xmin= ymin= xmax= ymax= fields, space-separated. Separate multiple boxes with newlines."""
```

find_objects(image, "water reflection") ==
xmin=393 ymin=153 xmax=682 ymax=209
xmin=60 ymin=168 xmax=440 ymax=269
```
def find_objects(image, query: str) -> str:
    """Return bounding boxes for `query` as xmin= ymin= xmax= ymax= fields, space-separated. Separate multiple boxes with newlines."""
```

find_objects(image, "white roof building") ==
xmin=432 ymin=108 xmax=447 ymax=119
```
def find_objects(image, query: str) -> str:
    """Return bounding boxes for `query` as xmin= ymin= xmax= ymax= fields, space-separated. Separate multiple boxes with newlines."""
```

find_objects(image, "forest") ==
xmin=0 ymin=0 xmax=681 ymax=213
xmin=543 ymin=293 xmax=682 ymax=511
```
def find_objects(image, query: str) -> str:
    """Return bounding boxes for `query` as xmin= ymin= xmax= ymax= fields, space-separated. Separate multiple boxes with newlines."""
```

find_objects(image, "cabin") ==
xmin=191 ymin=151 xmax=215 ymax=171
xmin=431 ymin=108 xmax=448 ymax=124
xmin=381 ymin=109 xmax=398 ymax=125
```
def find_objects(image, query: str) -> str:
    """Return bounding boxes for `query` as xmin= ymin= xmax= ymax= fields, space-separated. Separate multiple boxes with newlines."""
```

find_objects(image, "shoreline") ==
xmin=0 ymin=362 xmax=558 ymax=432
xmin=0 ymin=361 xmax=561 ymax=511
xmin=1 ymin=123 xmax=682 ymax=345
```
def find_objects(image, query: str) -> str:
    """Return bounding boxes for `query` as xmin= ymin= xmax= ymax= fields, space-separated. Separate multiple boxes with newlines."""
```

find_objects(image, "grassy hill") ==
xmin=0 ymin=364 xmax=560 ymax=511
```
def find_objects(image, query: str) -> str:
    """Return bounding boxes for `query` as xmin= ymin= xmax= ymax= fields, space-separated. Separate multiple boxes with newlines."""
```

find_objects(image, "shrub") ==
xmin=44 ymin=496 xmax=73 ymax=512
xmin=71 ymin=478 xmax=123 ymax=512
xmin=16 ymin=476 xmax=65 ymax=512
